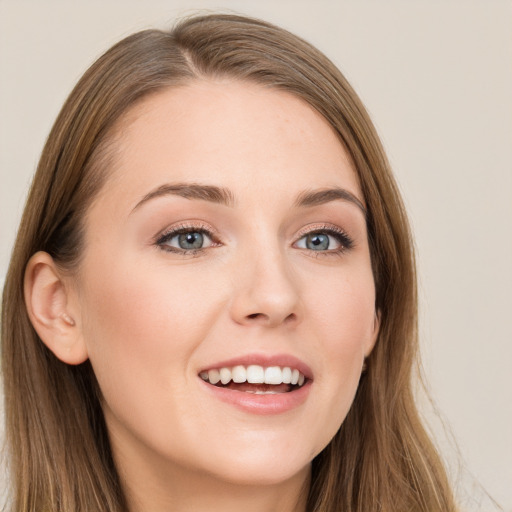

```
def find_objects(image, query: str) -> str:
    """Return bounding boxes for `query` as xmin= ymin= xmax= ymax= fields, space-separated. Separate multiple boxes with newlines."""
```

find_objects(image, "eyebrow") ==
xmin=132 ymin=182 xmax=365 ymax=216
xmin=132 ymin=183 xmax=236 ymax=212
xmin=294 ymin=188 xmax=366 ymax=216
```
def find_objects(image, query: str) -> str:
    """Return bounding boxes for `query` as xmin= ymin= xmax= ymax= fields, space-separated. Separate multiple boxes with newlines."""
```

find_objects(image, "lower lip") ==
xmin=200 ymin=379 xmax=312 ymax=415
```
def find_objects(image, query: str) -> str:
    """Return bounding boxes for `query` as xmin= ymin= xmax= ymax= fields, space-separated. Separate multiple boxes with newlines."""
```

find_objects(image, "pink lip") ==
xmin=199 ymin=353 xmax=313 ymax=379
xmin=199 ymin=378 xmax=312 ymax=415
xmin=197 ymin=353 xmax=313 ymax=415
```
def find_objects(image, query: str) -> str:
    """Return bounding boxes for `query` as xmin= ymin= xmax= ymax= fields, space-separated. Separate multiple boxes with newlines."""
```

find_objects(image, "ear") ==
xmin=24 ymin=251 xmax=88 ymax=365
xmin=364 ymin=309 xmax=381 ymax=357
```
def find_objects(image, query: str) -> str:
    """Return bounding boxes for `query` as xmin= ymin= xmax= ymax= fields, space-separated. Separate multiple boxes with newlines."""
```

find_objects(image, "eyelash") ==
xmin=154 ymin=223 xmax=354 ymax=256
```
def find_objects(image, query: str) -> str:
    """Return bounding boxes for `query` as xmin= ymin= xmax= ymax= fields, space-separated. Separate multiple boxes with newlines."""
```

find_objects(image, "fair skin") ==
xmin=26 ymin=80 xmax=379 ymax=512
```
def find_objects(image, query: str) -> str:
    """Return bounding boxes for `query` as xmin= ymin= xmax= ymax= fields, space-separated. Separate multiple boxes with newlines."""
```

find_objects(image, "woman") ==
xmin=1 ymin=13 xmax=457 ymax=512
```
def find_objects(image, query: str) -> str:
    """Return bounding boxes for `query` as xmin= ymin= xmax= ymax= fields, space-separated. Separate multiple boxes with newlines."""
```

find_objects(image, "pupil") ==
xmin=307 ymin=233 xmax=329 ymax=251
xmin=179 ymin=232 xmax=203 ymax=249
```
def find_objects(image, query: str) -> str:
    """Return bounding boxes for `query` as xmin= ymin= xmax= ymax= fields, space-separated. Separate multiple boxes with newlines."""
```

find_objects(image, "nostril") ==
xmin=284 ymin=313 xmax=296 ymax=323
xmin=245 ymin=312 xmax=297 ymax=325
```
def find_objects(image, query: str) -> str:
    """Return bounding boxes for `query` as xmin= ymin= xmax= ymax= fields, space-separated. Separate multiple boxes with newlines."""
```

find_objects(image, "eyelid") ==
xmin=294 ymin=222 xmax=350 ymax=240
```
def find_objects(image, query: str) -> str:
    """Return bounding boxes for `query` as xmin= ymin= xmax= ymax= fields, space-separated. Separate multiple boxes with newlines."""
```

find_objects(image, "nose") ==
xmin=229 ymin=247 xmax=302 ymax=328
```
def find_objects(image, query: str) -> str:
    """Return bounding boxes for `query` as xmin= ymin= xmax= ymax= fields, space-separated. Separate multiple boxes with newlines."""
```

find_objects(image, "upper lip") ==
xmin=198 ymin=353 xmax=313 ymax=380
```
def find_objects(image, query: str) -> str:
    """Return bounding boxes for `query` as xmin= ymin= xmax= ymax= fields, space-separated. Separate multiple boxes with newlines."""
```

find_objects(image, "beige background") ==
xmin=1 ymin=1 xmax=511 ymax=510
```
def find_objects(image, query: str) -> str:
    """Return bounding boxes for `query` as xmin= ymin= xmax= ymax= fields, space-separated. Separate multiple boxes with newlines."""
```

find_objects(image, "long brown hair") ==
xmin=1 ymin=14 xmax=457 ymax=511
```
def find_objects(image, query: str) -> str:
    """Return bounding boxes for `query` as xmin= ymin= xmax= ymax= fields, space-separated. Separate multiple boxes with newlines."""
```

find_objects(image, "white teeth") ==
xmin=220 ymin=367 xmax=232 ymax=385
xmin=208 ymin=369 xmax=221 ymax=385
xmin=246 ymin=365 xmax=265 ymax=384
xmin=232 ymin=365 xmax=247 ymax=383
xmin=245 ymin=390 xmax=280 ymax=395
xmin=264 ymin=366 xmax=282 ymax=385
xmin=201 ymin=364 xmax=307 ymax=389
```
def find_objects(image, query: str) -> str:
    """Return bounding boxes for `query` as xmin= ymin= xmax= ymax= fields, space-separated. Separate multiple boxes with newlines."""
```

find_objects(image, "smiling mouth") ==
xmin=199 ymin=365 xmax=308 ymax=394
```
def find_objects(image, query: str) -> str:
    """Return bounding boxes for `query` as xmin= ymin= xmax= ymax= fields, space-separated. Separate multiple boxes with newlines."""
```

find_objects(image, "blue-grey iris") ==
xmin=178 ymin=232 xmax=204 ymax=249
xmin=306 ymin=233 xmax=329 ymax=251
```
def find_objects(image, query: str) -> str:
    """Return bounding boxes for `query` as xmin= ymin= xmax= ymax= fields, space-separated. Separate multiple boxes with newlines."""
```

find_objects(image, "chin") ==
xmin=184 ymin=436 xmax=317 ymax=488
xmin=202 ymin=457 xmax=312 ymax=488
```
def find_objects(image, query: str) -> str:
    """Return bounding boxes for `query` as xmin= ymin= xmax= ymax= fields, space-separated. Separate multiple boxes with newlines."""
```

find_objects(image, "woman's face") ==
xmin=74 ymin=80 xmax=379 ymax=487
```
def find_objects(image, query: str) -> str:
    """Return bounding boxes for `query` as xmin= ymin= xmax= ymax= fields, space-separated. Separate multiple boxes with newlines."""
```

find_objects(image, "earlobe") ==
xmin=24 ymin=251 xmax=88 ymax=365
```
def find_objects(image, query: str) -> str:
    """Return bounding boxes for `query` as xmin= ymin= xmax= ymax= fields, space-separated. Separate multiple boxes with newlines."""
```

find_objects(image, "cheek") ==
xmin=306 ymin=268 xmax=376 ymax=424
xmin=310 ymin=266 xmax=377 ymax=352
xmin=77 ymin=256 xmax=223 ymax=406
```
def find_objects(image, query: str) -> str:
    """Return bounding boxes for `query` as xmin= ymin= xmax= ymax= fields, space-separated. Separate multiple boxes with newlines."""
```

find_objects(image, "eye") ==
xmin=296 ymin=232 xmax=339 ymax=251
xmin=294 ymin=226 xmax=353 ymax=254
xmin=156 ymin=226 xmax=216 ymax=253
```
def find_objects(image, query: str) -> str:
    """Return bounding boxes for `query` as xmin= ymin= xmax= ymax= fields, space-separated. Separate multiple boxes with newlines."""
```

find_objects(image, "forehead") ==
xmin=100 ymin=79 xmax=361 ymax=208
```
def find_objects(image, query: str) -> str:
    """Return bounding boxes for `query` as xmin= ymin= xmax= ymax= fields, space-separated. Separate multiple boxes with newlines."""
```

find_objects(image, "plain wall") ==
xmin=1 ymin=1 xmax=511 ymax=510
